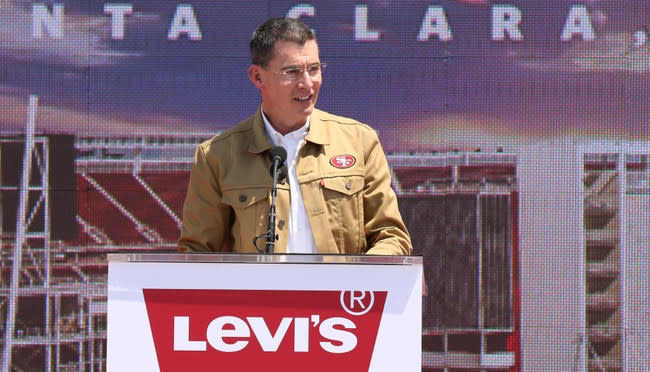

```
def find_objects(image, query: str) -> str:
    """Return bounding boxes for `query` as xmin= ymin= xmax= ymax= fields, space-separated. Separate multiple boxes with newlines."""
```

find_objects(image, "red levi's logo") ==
xmin=330 ymin=154 xmax=356 ymax=169
xmin=142 ymin=289 xmax=387 ymax=372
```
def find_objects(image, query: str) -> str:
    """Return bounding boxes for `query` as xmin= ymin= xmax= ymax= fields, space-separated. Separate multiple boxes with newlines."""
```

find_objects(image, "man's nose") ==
xmin=296 ymin=69 xmax=314 ymax=87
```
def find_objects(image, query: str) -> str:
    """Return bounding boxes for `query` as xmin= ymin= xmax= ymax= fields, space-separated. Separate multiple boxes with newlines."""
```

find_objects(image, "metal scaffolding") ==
xmin=2 ymin=95 xmax=52 ymax=372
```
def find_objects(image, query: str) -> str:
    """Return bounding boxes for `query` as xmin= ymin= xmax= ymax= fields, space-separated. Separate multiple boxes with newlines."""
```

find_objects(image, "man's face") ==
xmin=249 ymin=39 xmax=322 ymax=134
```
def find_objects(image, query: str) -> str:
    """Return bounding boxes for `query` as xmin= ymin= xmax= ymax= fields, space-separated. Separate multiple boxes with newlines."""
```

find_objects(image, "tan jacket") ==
xmin=178 ymin=108 xmax=412 ymax=255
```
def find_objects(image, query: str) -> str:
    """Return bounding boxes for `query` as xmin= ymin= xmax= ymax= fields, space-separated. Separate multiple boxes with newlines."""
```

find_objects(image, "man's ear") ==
xmin=248 ymin=65 xmax=264 ymax=89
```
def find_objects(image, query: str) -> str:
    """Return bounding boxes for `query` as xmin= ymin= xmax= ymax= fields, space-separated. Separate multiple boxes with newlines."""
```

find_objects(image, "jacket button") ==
xmin=278 ymin=220 xmax=285 ymax=228
xmin=345 ymin=182 xmax=352 ymax=190
xmin=239 ymin=195 xmax=247 ymax=202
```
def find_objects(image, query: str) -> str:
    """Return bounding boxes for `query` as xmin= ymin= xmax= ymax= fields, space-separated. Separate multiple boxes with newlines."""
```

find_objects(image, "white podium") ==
xmin=107 ymin=253 xmax=422 ymax=372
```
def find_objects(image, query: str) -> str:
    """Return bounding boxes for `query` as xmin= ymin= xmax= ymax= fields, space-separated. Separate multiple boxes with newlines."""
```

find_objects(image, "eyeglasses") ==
xmin=263 ymin=62 xmax=328 ymax=82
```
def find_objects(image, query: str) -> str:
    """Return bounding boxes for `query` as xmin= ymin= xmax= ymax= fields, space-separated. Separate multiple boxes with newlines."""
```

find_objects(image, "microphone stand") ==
xmin=265 ymin=160 xmax=281 ymax=254
xmin=253 ymin=146 xmax=286 ymax=254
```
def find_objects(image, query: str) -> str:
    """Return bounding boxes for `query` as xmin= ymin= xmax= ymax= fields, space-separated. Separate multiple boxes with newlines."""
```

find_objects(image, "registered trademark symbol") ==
xmin=340 ymin=290 xmax=375 ymax=316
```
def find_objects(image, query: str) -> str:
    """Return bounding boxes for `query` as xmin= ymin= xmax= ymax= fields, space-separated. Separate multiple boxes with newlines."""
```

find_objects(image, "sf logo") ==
xmin=335 ymin=156 xmax=352 ymax=167
xmin=340 ymin=291 xmax=375 ymax=316
xmin=330 ymin=155 xmax=356 ymax=169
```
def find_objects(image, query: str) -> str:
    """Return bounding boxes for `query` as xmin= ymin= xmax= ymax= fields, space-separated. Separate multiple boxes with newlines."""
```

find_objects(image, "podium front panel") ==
xmin=107 ymin=253 xmax=422 ymax=372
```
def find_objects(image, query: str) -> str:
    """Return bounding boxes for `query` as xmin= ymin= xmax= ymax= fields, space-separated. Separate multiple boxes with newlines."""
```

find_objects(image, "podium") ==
xmin=107 ymin=253 xmax=422 ymax=372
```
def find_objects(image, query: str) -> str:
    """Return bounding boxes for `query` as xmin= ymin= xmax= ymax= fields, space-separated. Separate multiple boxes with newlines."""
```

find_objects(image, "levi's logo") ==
xmin=143 ymin=289 xmax=387 ymax=372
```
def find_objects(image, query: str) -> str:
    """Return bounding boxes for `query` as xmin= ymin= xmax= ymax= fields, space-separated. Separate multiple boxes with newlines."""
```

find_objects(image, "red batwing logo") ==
xmin=142 ymin=289 xmax=387 ymax=372
xmin=330 ymin=154 xmax=356 ymax=169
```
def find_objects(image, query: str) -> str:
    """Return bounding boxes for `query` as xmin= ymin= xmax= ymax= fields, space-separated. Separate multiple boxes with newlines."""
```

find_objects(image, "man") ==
xmin=178 ymin=17 xmax=411 ymax=255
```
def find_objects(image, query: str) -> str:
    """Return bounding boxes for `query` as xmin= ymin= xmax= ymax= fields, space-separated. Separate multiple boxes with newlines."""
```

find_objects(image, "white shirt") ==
xmin=261 ymin=109 xmax=318 ymax=254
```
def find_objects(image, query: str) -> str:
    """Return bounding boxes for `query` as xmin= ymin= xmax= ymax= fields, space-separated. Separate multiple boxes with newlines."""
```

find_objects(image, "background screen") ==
xmin=1 ymin=1 xmax=649 ymax=371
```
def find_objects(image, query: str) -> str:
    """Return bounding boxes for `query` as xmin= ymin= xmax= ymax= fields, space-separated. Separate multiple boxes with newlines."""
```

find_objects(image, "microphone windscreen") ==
xmin=269 ymin=146 xmax=287 ymax=163
xmin=277 ymin=165 xmax=288 ymax=181
xmin=269 ymin=164 xmax=288 ymax=181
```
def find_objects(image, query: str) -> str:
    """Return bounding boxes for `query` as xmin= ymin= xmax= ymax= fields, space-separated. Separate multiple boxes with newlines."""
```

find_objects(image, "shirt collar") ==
xmin=261 ymin=105 xmax=310 ymax=146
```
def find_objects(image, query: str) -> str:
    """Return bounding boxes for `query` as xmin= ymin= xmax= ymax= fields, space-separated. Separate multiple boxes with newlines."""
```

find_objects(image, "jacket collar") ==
xmin=305 ymin=109 xmax=329 ymax=146
xmin=247 ymin=106 xmax=273 ymax=154
xmin=248 ymin=107 xmax=329 ymax=154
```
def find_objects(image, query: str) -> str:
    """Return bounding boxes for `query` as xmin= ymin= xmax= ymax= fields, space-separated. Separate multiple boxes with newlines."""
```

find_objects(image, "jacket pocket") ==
xmin=321 ymin=175 xmax=364 ymax=253
xmin=221 ymin=187 xmax=269 ymax=252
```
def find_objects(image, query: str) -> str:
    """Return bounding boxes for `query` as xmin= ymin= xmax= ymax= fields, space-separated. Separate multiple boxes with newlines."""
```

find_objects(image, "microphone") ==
xmin=269 ymin=146 xmax=287 ymax=166
xmin=268 ymin=146 xmax=287 ymax=184
xmin=271 ymin=164 xmax=288 ymax=183
xmin=255 ymin=146 xmax=287 ymax=254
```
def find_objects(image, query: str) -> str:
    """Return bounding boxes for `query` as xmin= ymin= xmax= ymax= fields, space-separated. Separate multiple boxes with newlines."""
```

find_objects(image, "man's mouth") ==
xmin=295 ymin=95 xmax=312 ymax=102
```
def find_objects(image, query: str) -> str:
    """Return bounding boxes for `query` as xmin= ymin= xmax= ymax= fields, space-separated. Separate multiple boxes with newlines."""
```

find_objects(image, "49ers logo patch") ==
xmin=330 ymin=154 xmax=356 ymax=169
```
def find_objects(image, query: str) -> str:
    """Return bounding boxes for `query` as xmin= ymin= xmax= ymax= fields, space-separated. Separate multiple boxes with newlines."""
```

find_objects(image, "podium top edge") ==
xmin=106 ymin=253 xmax=422 ymax=265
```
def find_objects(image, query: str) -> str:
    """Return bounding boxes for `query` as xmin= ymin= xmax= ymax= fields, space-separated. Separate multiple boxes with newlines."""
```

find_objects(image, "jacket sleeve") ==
xmin=362 ymin=130 xmax=413 ymax=255
xmin=178 ymin=144 xmax=233 ymax=252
